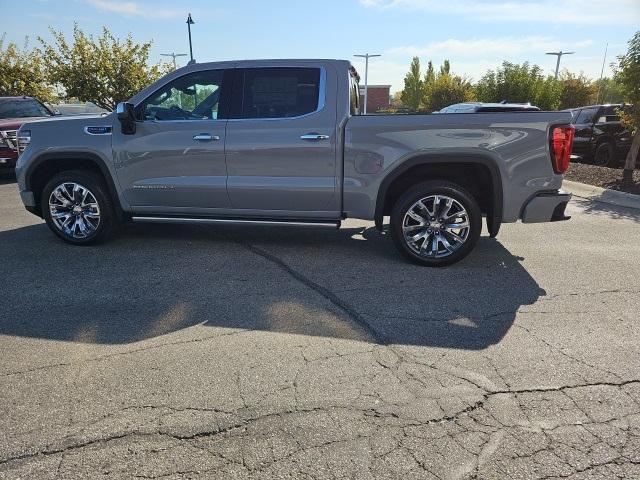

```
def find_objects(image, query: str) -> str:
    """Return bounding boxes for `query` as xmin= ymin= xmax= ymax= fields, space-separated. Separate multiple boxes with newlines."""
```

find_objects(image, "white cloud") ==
xmin=388 ymin=37 xmax=595 ymax=58
xmin=358 ymin=0 xmax=640 ymax=25
xmin=86 ymin=0 xmax=181 ymax=19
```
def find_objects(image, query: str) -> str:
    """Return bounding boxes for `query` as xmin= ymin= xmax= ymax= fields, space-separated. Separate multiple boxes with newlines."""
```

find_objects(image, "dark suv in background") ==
xmin=0 ymin=96 xmax=55 ymax=174
xmin=570 ymin=104 xmax=633 ymax=167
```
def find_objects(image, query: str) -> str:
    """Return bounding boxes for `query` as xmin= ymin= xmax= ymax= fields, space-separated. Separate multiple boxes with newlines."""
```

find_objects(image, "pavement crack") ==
xmin=515 ymin=324 xmax=623 ymax=381
xmin=1 ymin=329 xmax=251 ymax=378
xmin=234 ymin=240 xmax=387 ymax=345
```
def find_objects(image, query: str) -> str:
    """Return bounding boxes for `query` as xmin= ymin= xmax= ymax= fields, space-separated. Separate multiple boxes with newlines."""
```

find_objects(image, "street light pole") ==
xmin=596 ymin=43 xmax=609 ymax=104
xmin=354 ymin=53 xmax=381 ymax=114
xmin=545 ymin=51 xmax=575 ymax=80
xmin=186 ymin=13 xmax=195 ymax=64
xmin=160 ymin=52 xmax=188 ymax=70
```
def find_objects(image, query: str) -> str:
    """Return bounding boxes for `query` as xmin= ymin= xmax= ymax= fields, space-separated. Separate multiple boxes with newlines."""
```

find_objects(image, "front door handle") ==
xmin=300 ymin=133 xmax=330 ymax=141
xmin=193 ymin=134 xmax=220 ymax=141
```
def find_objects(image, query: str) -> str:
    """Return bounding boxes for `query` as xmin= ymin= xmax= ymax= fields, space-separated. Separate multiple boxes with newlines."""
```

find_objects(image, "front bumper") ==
xmin=0 ymin=150 xmax=17 ymax=172
xmin=18 ymin=189 xmax=39 ymax=215
xmin=521 ymin=190 xmax=572 ymax=223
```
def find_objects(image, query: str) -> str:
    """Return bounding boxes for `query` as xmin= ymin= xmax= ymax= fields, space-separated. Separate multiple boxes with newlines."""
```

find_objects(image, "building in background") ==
xmin=359 ymin=85 xmax=391 ymax=113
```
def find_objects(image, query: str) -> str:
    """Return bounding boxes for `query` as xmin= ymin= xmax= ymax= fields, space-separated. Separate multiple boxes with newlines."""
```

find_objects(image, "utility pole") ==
xmin=160 ymin=52 xmax=188 ymax=70
xmin=354 ymin=53 xmax=381 ymax=114
xmin=596 ymin=43 xmax=609 ymax=104
xmin=545 ymin=51 xmax=575 ymax=79
xmin=186 ymin=13 xmax=195 ymax=64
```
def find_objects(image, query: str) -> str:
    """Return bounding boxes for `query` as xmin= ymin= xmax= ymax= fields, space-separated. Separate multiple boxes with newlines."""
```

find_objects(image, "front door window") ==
xmin=142 ymin=70 xmax=224 ymax=121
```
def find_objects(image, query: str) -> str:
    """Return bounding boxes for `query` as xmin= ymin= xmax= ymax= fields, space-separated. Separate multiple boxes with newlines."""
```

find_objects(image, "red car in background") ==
xmin=0 ymin=96 xmax=55 ymax=174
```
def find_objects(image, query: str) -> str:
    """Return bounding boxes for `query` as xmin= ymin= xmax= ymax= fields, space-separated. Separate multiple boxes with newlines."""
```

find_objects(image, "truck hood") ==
xmin=18 ymin=114 xmax=114 ymax=135
xmin=20 ymin=113 xmax=110 ymax=125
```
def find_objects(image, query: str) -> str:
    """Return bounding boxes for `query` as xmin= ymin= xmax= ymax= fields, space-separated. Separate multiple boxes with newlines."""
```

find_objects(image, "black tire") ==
xmin=390 ymin=181 xmax=482 ymax=267
xmin=41 ymin=170 xmax=115 ymax=245
xmin=593 ymin=142 xmax=617 ymax=167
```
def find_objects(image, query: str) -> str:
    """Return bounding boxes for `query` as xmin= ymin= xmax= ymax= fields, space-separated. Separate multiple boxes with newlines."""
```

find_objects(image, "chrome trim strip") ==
xmin=132 ymin=216 xmax=340 ymax=228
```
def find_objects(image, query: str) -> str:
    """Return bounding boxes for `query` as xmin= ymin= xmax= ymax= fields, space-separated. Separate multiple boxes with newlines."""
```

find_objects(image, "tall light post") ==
xmin=161 ymin=52 xmax=188 ymax=70
xmin=186 ymin=13 xmax=195 ymax=64
xmin=596 ymin=43 xmax=609 ymax=104
xmin=546 ymin=51 xmax=575 ymax=79
xmin=354 ymin=53 xmax=381 ymax=114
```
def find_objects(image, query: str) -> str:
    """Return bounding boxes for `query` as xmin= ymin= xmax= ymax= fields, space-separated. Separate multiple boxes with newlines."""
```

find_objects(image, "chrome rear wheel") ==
xmin=402 ymin=195 xmax=470 ymax=259
xmin=390 ymin=181 xmax=481 ymax=267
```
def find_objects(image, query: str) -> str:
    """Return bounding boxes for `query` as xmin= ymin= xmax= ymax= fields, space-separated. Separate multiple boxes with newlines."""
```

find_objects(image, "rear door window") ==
xmin=235 ymin=67 xmax=321 ymax=119
xmin=574 ymin=107 xmax=598 ymax=125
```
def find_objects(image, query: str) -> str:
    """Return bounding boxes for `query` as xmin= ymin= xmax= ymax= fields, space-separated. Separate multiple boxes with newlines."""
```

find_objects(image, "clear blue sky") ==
xmin=4 ymin=0 xmax=639 ymax=93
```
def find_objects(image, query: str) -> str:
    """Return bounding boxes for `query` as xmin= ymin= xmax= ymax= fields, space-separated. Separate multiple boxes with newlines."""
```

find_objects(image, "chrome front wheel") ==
xmin=42 ymin=170 xmax=114 ymax=245
xmin=49 ymin=182 xmax=101 ymax=239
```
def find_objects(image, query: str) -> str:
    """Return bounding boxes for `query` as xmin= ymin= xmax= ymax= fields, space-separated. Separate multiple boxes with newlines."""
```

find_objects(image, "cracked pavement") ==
xmin=1 ymin=179 xmax=640 ymax=479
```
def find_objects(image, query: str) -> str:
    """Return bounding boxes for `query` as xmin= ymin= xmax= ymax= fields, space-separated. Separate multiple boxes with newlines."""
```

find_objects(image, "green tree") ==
xmin=425 ymin=73 xmax=475 ymax=111
xmin=439 ymin=59 xmax=450 ymax=76
xmin=400 ymin=57 xmax=423 ymax=111
xmin=593 ymin=77 xmax=625 ymax=104
xmin=475 ymin=61 xmax=561 ymax=110
xmin=614 ymin=31 xmax=640 ymax=185
xmin=558 ymin=71 xmax=596 ymax=109
xmin=39 ymin=25 xmax=170 ymax=111
xmin=425 ymin=60 xmax=435 ymax=85
xmin=0 ymin=34 xmax=57 ymax=103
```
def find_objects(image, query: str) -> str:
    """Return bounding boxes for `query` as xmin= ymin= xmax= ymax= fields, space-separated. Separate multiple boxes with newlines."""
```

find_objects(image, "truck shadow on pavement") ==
xmin=0 ymin=221 xmax=545 ymax=349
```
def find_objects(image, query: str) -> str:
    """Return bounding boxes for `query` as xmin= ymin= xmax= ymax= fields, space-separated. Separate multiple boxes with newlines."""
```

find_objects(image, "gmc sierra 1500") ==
xmin=15 ymin=59 xmax=574 ymax=266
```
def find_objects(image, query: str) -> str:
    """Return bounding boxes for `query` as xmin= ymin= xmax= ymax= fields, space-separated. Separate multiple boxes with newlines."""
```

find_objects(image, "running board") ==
xmin=132 ymin=216 xmax=342 ymax=229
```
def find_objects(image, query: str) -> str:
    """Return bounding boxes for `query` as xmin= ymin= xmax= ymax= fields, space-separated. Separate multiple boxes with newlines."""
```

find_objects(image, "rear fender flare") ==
xmin=374 ymin=153 xmax=504 ymax=237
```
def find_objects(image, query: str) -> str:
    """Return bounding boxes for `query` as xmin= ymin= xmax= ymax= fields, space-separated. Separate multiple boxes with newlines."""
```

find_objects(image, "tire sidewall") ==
xmin=390 ymin=181 xmax=482 ymax=267
xmin=42 ymin=171 xmax=113 ymax=245
xmin=594 ymin=142 xmax=615 ymax=167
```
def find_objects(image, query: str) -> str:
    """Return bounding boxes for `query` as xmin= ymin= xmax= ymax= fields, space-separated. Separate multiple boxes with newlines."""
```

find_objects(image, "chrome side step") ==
xmin=132 ymin=216 xmax=341 ymax=228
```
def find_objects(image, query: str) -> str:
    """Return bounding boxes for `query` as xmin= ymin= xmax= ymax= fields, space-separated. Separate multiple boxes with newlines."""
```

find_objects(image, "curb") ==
xmin=563 ymin=180 xmax=640 ymax=211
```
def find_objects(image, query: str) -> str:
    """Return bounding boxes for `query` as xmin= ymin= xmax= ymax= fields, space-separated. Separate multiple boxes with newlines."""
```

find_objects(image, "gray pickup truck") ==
xmin=15 ymin=59 xmax=574 ymax=266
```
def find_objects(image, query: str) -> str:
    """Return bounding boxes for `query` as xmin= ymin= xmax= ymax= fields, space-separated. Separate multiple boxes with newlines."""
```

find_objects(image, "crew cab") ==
xmin=570 ymin=104 xmax=633 ymax=167
xmin=0 ymin=96 xmax=55 ymax=174
xmin=15 ymin=59 xmax=574 ymax=266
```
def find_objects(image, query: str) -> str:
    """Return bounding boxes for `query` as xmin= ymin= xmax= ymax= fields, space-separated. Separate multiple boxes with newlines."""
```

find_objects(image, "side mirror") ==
xmin=116 ymin=102 xmax=137 ymax=135
xmin=53 ymin=110 xmax=62 ymax=116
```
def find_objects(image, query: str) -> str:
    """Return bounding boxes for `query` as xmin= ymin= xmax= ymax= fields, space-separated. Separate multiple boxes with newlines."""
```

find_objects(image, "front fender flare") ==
xmin=24 ymin=151 xmax=126 ymax=220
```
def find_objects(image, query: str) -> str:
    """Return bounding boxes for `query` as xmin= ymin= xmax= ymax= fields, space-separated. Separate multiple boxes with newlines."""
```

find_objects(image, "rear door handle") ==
xmin=193 ymin=134 xmax=220 ymax=141
xmin=300 ymin=133 xmax=330 ymax=141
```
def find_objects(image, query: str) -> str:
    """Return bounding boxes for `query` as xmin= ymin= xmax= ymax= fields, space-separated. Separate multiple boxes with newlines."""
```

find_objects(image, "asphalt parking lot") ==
xmin=1 ymin=177 xmax=640 ymax=480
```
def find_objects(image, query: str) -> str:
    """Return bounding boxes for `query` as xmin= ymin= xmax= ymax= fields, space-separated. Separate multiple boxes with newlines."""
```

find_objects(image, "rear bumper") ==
xmin=521 ymin=190 xmax=572 ymax=223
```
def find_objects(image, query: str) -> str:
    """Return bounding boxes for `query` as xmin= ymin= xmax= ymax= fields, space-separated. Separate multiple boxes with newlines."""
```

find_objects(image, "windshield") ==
xmin=0 ymin=99 xmax=52 ymax=119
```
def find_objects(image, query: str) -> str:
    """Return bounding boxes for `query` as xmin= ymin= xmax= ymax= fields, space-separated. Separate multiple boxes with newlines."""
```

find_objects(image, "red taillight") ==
xmin=550 ymin=125 xmax=574 ymax=174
